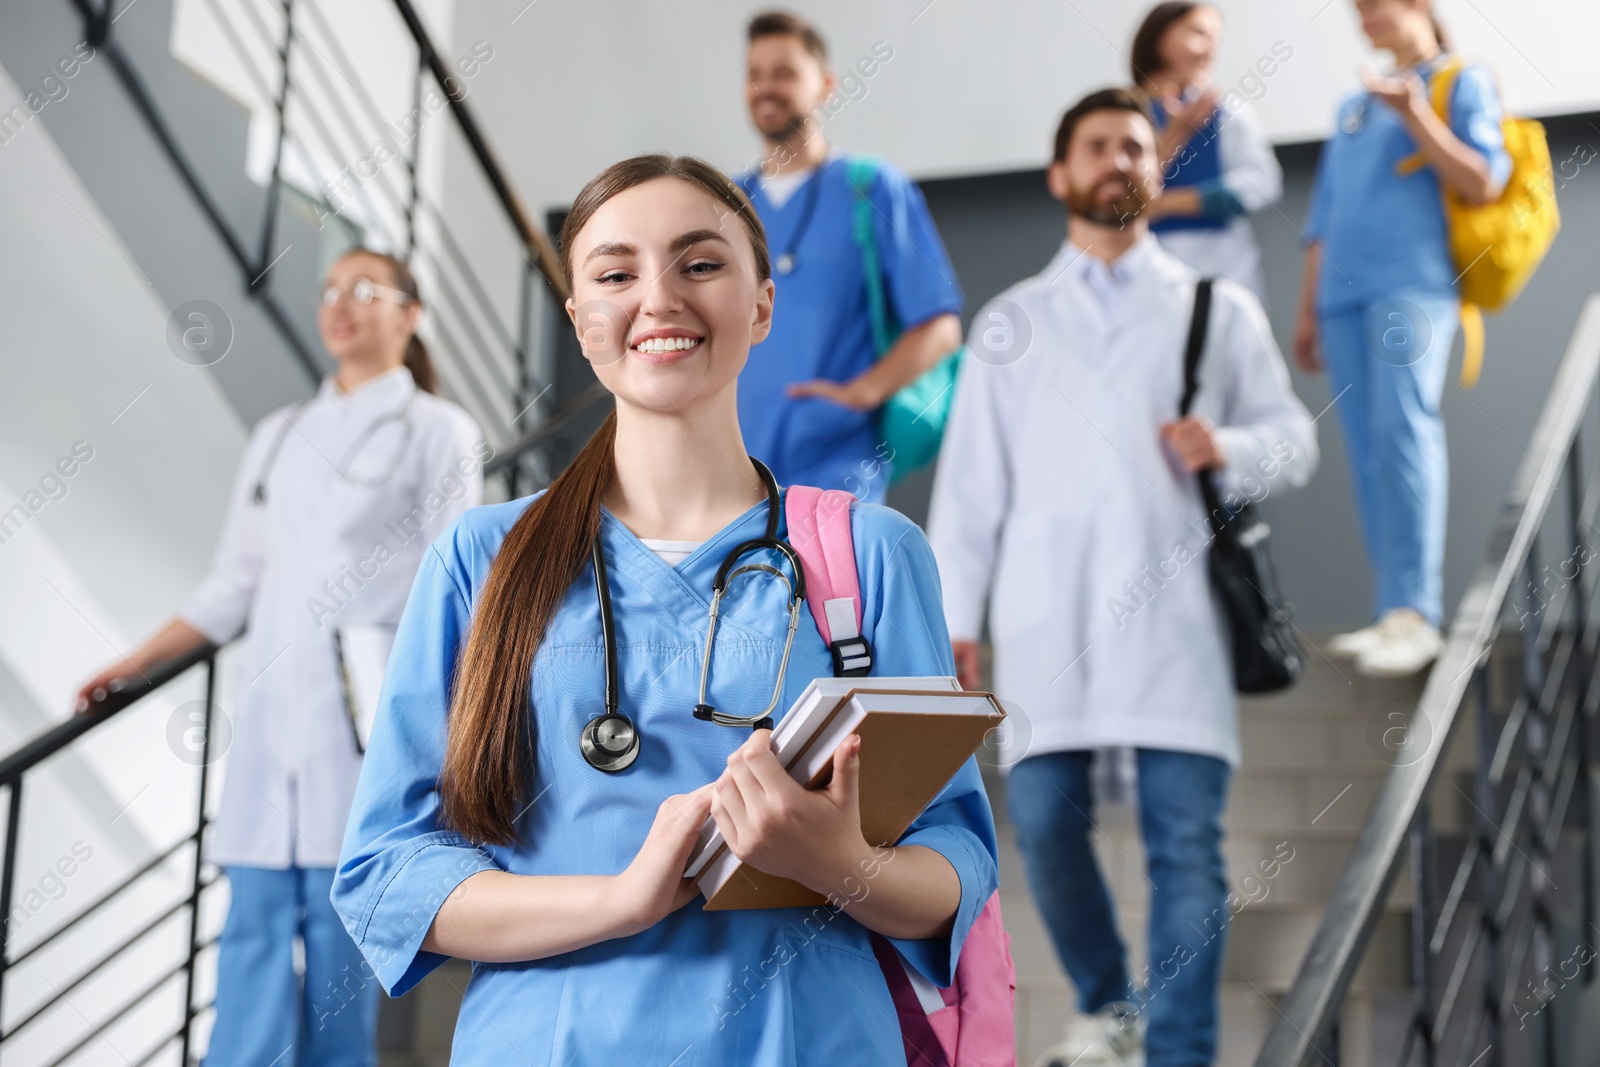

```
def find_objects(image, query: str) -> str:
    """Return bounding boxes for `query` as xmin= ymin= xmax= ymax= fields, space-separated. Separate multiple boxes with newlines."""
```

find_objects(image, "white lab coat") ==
xmin=1154 ymin=101 xmax=1282 ymax=301
xmin=927 ymin=238 xmax=1317 ymax=768
xmin=179 ymin=365 xmax=484 ymax=868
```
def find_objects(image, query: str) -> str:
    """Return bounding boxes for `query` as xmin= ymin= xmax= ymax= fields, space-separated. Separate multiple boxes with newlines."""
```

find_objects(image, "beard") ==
xmin=1066 ymin=170 xmax=1155 ymax=227
xmin=754 ymin=98 xmax=808 ymax=141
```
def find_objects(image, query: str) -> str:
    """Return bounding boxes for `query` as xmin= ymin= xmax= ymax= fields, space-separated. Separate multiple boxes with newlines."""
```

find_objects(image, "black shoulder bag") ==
xmin=1181 ymin=279 xmax=1305 ymax=693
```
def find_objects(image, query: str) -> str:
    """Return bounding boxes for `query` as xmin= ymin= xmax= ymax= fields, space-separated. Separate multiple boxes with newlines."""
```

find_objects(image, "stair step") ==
xmin=1016 ymin=978 xmax=1413 ymax=1067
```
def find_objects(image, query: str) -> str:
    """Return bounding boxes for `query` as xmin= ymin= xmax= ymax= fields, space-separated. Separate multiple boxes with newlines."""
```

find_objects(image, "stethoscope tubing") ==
xmin=251 ymin=393 xmax=417 ymax=504
xmin=582 ymin=458 xmax=807 ymax=769
xmin=740 ymin=167 xmax=824 ymax=276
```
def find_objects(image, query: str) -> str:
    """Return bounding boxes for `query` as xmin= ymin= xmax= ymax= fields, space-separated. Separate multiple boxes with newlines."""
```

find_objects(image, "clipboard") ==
xmin=334 ymin=623 xmax=397 ymax=754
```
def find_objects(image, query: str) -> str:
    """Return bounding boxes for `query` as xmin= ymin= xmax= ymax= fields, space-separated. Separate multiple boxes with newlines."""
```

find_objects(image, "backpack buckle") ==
xmin=830 ymin=637 xmax=873 ymax=677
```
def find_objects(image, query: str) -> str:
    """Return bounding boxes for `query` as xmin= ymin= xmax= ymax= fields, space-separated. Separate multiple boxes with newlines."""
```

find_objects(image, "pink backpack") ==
xmin=785 ymin=485 xmax=1017 ymax=1067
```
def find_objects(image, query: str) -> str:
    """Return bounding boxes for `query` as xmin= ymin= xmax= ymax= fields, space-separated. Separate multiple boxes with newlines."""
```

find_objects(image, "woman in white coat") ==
xmin=76 ymin=249 xmax=486 ymax=1066
xmin=1133 ymin=2 xmax=1285 ymax=302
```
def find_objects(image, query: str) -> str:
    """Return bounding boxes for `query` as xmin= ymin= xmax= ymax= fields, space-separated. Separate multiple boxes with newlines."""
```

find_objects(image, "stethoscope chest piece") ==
xmin=581 ymin=712 xmax=639 ymax=772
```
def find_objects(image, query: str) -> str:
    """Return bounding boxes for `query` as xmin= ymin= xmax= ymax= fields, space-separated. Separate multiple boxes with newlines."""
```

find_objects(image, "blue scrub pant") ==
xmin=1319 ymin=293 xmax=1458 ymax=627
xmin=204 ymin=866 xmax=378 ymax=1067
xmin=1009 ymin=749 xmax=1231 ymax=1067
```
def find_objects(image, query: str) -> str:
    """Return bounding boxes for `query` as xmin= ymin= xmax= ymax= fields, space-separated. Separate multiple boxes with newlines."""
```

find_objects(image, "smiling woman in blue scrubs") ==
xmin=1292 ymin=0 xmax=1510 ymax=678
xmin=331 ymin=154 xmax=998 ymax=1065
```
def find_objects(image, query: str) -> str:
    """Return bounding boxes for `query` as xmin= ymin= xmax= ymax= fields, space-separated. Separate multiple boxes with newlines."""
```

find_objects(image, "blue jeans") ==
xmin=204 ymin=866 xmax=378 ymax=1067
xmin=1009 ymin=749 xmax=1231 ymax=1067
xmin=1319 ymin=293 xmax=1458 ymax=627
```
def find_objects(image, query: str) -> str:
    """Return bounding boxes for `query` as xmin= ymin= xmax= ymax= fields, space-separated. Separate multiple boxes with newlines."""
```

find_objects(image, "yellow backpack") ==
xmin=1396 ymin=57 xmax=1559 ymax=387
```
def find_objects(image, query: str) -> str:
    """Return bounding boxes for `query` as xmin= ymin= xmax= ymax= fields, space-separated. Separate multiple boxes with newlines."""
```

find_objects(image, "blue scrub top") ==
xmin=332 ymin=490 xmax=999 ymax=1065
xmin=1304 ymin=55 xmax=1511 ymax=313
xmin=735 ymin=155 xmax=964 ymax=502
xmin=1149 ymin=101 xmax=1231 ymax=234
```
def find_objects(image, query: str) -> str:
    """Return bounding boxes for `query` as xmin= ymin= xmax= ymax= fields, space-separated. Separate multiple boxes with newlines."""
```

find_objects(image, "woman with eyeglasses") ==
xmin=76 ymin=248 xmax=487 ymax=1066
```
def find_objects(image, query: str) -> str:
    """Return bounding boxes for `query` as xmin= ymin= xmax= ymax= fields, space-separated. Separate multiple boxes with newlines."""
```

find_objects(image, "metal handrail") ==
xmin=1255 ymin=294 xmax=1600 ymax=1065
xmin=0 ymin=644 xmax=221 ymax=1065
xmin=386 ymin=0 xmax=566 ymax=301
xmin=0 ymin=641 xmax=219 ymax=786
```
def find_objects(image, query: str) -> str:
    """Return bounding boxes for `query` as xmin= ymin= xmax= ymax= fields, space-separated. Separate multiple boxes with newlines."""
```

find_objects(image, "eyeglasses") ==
xmin=319 ymin=277 xmax=412 ymax=309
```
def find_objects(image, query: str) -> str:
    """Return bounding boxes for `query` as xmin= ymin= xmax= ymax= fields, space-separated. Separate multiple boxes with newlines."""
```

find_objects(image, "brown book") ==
xmin=684 ymin=679 xmax=1004 ymax=911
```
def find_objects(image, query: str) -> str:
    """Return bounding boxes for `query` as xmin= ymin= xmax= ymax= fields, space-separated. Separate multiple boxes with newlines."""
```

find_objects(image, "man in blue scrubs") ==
xmin=736 ymin=11 xmax=963 ymax=503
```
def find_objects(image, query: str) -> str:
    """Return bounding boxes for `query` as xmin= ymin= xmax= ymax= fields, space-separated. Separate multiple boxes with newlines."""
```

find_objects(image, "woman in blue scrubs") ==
xmin=1293 ymin=0 xmax=1510 ymax=677
xmin=331 ymin=154 xmax=998 ymax=1065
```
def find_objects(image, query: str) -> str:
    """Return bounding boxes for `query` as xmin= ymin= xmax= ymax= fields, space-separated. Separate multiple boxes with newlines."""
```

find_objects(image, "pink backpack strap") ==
xmin=784 ymin=485 xmax=873 ymax=676
xmin=952 ymin=894 xmax=1017 ymax=1066
xmin=787 ymin=486 xmax=1016 ymax=1067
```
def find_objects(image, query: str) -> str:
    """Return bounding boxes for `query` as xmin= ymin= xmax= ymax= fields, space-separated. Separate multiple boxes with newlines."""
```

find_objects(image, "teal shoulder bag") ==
xmin=844 ymin=156 xmax=964 ymax=482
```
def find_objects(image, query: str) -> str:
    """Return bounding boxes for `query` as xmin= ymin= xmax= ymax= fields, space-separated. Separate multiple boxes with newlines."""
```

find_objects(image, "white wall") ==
xmin=450 ymin=0 xmax=1598 ymax=220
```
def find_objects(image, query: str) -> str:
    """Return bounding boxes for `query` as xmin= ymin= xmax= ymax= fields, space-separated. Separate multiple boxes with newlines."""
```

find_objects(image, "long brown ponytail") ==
xmin=438 ymin=154 xmax=769 ymax=845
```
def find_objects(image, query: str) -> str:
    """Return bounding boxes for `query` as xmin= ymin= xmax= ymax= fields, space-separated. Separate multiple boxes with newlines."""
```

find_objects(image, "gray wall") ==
xmin=893 ymin=114 xmax=1600 ymax=630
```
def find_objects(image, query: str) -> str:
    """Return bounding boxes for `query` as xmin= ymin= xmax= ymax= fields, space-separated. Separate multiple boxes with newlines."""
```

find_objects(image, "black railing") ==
xmin=0 ymin=643 xmax=221 ymax=1067
xmin=1256 ymin=295 xmax=1600 ymax=1066
xmin=66 ymin=0 xmax=575 ymax=494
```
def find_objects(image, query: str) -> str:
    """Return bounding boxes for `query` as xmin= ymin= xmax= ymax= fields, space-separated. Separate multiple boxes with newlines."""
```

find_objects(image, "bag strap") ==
xmin=1180 ymin=277 xmax=1214 ymax=417
xmin=784 ymin=485 xmax=874 ymax=676
xmin=1180 ymin=279 xmax=1230 ymax=534
xmin=1389 ymin=56 xmax=1491 ymax=389
xmin=846 ymin=156 xmax=897 ymax=357
xmin=1396 ymin=55 xmax=1465 ymax=177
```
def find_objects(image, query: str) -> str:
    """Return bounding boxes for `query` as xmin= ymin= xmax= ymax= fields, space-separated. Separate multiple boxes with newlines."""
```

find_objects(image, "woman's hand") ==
xmin=1157 ymin=86 xmax=1220 ymax=167
xmin=952 ymin=640 xmax=982 ymax=691
xmin=1360 ymin=68 xmax=1427 ymax=121
xmin=75 ymin=660 xmax=140 ymax=715
xmin=1293 ymin=310 xmax=1323 ymax=374
xmin=1361 ymin=65 xmax=1502 ymax=205
xmin=611 ymin=785 xmax=715 ymax=936
xmin=1294 ymin=245 xmax=1324 ymax=375
xmin=73 ymin=619 xmax=211 ymax=715
xmin=711 ymin=729 xmax=869 ymax=899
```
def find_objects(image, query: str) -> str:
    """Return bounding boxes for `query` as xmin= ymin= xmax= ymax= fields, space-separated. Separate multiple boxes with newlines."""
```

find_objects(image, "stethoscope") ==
xmin=251 ymin=394 xmax=417 ymax=504
xmin=740 ymin=169 xmax=823 ymax=276
xmin=579 ymin=458 xmax=807 ymax=773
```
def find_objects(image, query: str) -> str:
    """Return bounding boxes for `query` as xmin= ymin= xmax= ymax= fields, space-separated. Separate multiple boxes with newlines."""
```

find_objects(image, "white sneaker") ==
xmin=1035 ymin=1004 xmax=1145 ymax=1067
xmin=1354 ymin=609 xmax=1443 ymax=678
xmin=1326 ymin=622 xmax=1385 ymax=660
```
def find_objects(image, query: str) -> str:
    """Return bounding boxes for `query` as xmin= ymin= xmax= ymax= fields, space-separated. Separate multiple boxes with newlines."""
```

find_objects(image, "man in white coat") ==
xmin=928 ymin=88 xmax=1317 ymax=1067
